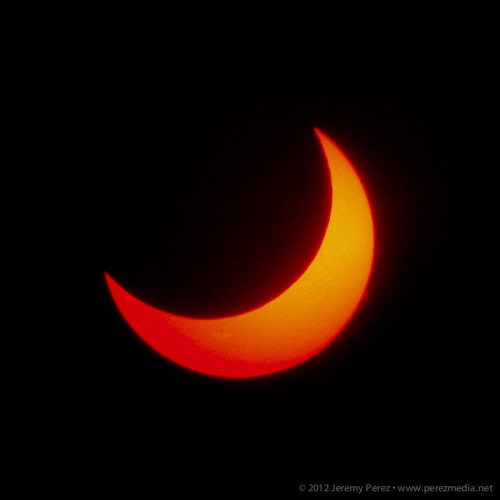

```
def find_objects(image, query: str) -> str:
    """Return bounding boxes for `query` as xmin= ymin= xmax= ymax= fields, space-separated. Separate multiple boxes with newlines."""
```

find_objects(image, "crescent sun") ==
xmin=105 ymin=128 xmax=374 ymax=378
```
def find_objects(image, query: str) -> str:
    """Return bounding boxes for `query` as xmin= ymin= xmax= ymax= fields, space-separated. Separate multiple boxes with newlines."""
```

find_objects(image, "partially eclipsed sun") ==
xmin=105 ymin=128 xmax=374 ymax=378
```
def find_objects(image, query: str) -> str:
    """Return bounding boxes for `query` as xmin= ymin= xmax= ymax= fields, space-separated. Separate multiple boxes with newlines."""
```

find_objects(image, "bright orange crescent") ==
xmin=105 ymin=129 xmax=374 ymax=378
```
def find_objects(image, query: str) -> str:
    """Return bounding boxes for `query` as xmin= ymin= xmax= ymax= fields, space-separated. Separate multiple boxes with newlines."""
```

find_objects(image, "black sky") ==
xmin=47 ymin=2 xmax=496 ymax=496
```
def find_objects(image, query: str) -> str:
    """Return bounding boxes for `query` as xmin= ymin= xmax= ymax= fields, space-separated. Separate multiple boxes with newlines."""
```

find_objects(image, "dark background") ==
xmin=49 ymin=2 xmax=495 ymax=496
